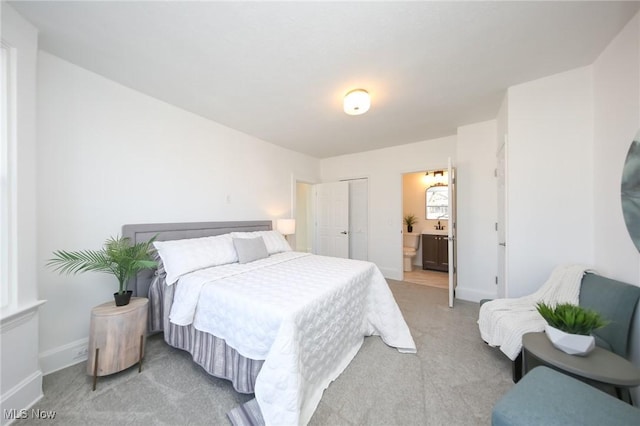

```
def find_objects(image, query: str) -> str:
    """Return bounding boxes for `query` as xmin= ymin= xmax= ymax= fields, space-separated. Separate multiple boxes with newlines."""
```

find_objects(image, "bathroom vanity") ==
xmin=422 ymin=232 xmax=449 ymax=272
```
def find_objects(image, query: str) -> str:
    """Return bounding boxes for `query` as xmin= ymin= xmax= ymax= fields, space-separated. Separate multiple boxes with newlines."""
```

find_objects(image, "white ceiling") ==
xmin=8 ymin=1 xmax=640 ymax=158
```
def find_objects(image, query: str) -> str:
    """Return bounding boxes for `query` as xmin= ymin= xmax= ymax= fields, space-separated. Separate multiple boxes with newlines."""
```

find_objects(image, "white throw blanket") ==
xmin=477 ymin=264 xmax=590 ymax=360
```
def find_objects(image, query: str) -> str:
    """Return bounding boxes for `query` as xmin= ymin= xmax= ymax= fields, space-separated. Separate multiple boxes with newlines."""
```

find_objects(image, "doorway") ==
xmin=295 ymin=181 xmax=314 ymax=252
xmin=401 ymin=171 xmax=448 ymax=288
xmin=401 ymin=165 xmax=457 ymax=306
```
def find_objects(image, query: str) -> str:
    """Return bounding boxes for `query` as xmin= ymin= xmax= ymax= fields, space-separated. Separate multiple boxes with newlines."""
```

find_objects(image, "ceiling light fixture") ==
xmin=422 ymin=170 xmax=448 ymax=186
xmin=343 ymin=89 xmax=370 ymax=116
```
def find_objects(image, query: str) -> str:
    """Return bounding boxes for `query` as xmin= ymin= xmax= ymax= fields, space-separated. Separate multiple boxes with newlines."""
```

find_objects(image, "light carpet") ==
xmin=16 ymin=280 xmax=513 ymax=425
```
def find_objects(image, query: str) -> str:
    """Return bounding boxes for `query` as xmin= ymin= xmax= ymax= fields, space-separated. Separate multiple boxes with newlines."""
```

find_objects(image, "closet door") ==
xmin=314 ymin=181 xmax=349 ymax=258
xmin=348 ymin=179 xmax=368 ymax=261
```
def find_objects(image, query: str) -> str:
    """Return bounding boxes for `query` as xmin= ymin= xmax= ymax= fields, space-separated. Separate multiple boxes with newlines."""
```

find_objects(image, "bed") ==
xmin=122 ymin=221 xmax=416 ymax=426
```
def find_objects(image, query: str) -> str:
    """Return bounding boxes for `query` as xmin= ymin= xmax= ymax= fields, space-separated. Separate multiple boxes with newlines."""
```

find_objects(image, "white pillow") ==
xmin=153 ymin=233 xmax=238 ymax=284
xmin=230 ymin=230 xmax=292 ymax=254
xmin=233 ymin=237 xmax=269 ymax=264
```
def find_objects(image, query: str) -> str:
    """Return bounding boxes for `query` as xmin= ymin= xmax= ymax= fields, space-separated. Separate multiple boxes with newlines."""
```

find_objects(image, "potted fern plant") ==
xmin=536 ymin=302 xmax=609 ymax=356
xmin=404 ymin=214 xmax=417 ymax=233
xmin=47 ymin=235 xmax=157 ymax=306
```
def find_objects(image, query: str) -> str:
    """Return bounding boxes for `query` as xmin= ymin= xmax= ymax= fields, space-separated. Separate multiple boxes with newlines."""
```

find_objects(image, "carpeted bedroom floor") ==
xmin=16 ymin=280 xmax=513 ymax=425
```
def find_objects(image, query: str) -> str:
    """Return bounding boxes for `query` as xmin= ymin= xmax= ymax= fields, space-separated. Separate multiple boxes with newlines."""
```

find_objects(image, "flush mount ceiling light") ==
xmin=343 ymin=89 xmax=370 ymax=116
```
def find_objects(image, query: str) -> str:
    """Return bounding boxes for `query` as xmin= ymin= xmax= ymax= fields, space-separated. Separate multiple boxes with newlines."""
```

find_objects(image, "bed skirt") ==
xmin=148 ymin=275 xmax=263 ymax=394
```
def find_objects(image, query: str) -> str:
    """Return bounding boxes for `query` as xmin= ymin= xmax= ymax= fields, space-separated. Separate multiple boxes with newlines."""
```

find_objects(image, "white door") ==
xmin=315 ymin=181 xmax=349 ymax=258
xmin=348 ymin=179 xmax=368 ymax=260
xmin=496 ymin=135 xmax=508 ymax=297
xmin=448 ymin=158 xmax=457 ymax=308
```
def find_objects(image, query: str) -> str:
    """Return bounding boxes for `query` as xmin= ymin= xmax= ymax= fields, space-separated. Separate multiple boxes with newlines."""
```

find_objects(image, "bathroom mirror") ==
xmin=426 ymin=185 xmax=449 ymax=219
xmin=622 ymin=132 xmax=640 ymax=252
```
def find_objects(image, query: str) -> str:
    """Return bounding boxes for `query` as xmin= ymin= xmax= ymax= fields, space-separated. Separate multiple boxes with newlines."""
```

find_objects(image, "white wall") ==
xmin=321 ymin=128 xmax=498 ymax=303
xmin=36 ymin=52 xmax=320 ymax=373
xmin=456 ymin=120 xmax=498 ymax=302
xmin=0 ymin=4 xmax=43 ymax=422
xmin=506 ymin=67 xmax=594 ymax=297
xmin=593 ymin=12 xmax=640 ymax=285
xmin=592 ymin=12 xmax=640 ymax=405
xmin=321 ymin=137 xmax=456 ymax=279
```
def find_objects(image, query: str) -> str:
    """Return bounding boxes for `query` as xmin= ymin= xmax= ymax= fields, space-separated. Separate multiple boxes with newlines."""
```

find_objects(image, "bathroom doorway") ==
xmin=401 ymin=167 xmax=457 ymax=303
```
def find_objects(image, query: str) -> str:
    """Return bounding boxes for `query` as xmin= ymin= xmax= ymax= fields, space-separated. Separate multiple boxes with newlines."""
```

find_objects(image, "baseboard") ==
xmin=39 ymin=337 xmax=88 ymax=375
xmin=455 ymin=286 xmax=496 ymax=303
xmin=1 ymin=371 xmax=43 ymax=426
xmin=379 ymin=267 xmax=402 ymax=281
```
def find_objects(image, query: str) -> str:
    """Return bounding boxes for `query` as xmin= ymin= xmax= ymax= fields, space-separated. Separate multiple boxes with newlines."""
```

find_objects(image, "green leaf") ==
xmin=47 ymin=234 xmax=158 ymax=294
xmin=536 ymin=302 xmax=609 ymax=335
xmin=404 ymin=214 xmax=417 ymax=226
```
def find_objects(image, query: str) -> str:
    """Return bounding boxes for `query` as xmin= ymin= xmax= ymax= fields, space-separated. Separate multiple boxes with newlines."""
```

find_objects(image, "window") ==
xmin=1 ymin=42 xmax=11 ymax=308
xmin=425 ymin=185 xmax=449 ymax=220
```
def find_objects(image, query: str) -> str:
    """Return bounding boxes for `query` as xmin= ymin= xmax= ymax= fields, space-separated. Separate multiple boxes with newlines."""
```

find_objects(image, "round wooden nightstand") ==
xmin=87 ymin=297 xmax=148 ymax=390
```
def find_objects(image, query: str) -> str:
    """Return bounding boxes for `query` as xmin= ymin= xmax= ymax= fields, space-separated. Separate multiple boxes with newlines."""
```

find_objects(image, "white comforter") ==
xmin=170 ymin=251 xmax=416 ymax=426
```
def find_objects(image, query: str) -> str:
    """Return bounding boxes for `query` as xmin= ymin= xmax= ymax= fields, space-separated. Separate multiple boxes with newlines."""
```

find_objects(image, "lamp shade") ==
xmin=343 ymin=89 xmax=370 ymax=115
xmin=276 ymin=219 xmax=296 ymax=235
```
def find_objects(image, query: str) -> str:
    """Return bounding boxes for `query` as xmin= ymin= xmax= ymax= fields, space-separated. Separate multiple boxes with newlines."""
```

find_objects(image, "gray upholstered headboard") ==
xmin=122 ymin=220 xmax=272 ymax=297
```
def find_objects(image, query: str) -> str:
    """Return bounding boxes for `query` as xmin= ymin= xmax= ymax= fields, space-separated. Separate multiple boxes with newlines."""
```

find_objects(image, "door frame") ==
xmin=447 ymin=158 xmax=457 ymax=308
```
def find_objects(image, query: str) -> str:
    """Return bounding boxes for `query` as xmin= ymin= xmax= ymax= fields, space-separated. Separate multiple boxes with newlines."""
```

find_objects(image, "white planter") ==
xmin=544 ymin=324 xmax=595 ymax=356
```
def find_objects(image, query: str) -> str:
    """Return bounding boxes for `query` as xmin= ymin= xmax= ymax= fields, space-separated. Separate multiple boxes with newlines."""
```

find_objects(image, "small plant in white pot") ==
xmin=47 ymin=235 xmax=157 ymax=306
xmin=536 ymin=302 xmax=609 ymax=356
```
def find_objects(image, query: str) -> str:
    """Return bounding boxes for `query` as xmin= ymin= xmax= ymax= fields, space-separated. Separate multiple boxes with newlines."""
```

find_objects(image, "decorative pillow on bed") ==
xmin=233 ymin=237 xmax=269 ymax=264
xmin=153 ymin=233 xmax=238 ymax=284
xmin=230 ymin=230 xmax=291 ymax=254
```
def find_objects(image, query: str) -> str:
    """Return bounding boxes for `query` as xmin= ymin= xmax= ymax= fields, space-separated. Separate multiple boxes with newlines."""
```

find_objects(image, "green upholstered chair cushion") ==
xmin=579 ymin=273 xmax=640 ymax=358
xmin=492 ymin=366 xmax=640 ymax=426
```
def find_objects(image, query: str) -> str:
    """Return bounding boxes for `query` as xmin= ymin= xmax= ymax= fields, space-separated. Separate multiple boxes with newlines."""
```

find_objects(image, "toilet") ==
xmin=403 ymin=234 xmax=420 ymax=272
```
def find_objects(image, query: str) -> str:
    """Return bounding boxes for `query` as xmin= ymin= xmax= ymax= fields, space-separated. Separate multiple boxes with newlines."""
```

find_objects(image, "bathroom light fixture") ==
xmin=422 ymin=172 xmax=434 ymax=186
xmin=343 ymin=89 xmax=370 ymax=115
xmin=423 ymin=170 xmax=448 ymax=186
